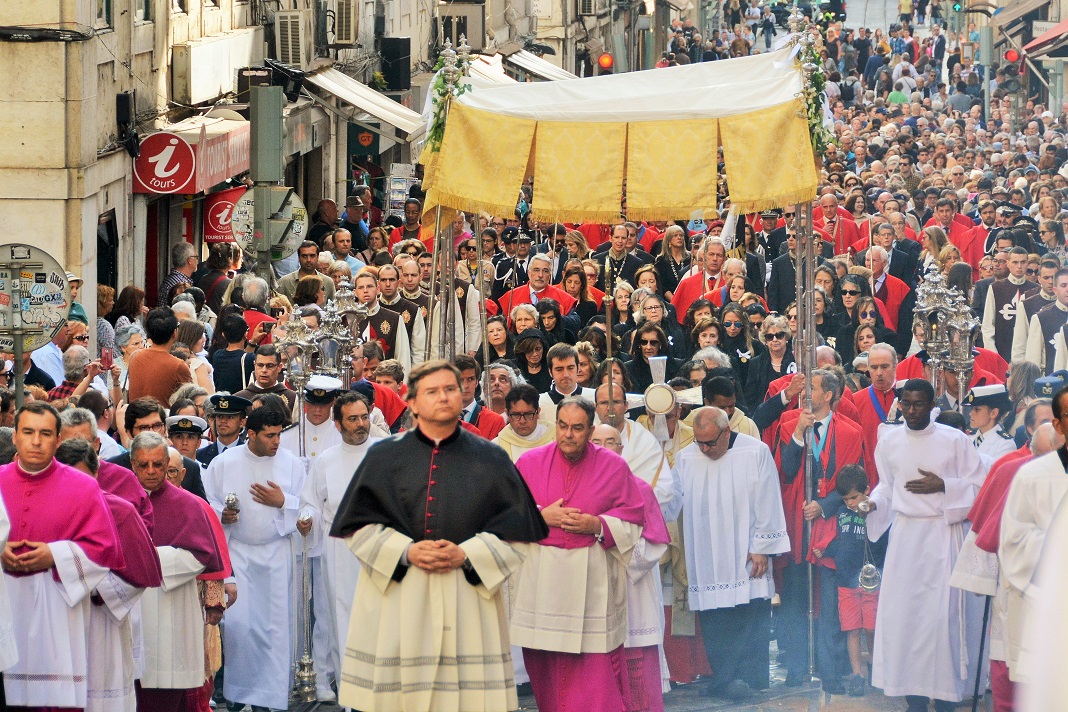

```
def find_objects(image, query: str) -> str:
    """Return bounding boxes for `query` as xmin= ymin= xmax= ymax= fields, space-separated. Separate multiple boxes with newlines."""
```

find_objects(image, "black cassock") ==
xmin=330 ymin=425 xmax=548 ymax=581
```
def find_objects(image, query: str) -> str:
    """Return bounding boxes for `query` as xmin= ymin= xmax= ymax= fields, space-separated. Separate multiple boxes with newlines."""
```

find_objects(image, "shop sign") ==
xmin=133 ymin=132 xmax=196 ymax=194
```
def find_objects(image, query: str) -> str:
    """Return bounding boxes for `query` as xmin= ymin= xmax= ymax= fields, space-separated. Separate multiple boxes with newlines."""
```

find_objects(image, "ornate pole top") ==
xmin=457 ymin=34 xmax=472 ymax=77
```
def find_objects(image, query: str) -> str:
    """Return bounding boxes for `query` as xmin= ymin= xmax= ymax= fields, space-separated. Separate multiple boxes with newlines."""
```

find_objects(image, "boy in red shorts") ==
xmin=813 ymin=465 xmax=886 ymax=697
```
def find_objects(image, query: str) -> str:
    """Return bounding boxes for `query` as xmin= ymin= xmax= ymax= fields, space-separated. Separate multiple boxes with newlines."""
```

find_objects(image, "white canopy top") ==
xmin=459 ymin=45 xmax=801 ymax=122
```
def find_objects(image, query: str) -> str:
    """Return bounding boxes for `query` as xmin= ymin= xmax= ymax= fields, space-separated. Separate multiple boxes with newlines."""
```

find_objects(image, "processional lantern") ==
xmin=912 ymin=267 xmax=978 ymax=409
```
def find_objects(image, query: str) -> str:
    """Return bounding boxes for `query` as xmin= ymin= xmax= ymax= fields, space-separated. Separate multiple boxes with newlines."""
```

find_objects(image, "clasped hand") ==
xmin=1 ymin=541 xmax=54 ymax=573
xmin=905 ymin=469 xmax=945 ymax=495
xmin=542 ymin=498 xmax=602 ymax=536
xmin=408 ymin=540 xmax=467 ymax=573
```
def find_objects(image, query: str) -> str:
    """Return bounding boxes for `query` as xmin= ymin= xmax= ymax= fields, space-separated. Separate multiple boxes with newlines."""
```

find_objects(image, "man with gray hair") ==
xmin=130 ymin=430 xmax=224 ymax=711
xmin=47 ymin=344 xmax=104 ymax=401
xmin=240 ymin=276 xmax=278 ymax=345
xmin=674 ymin=406 xmax=789 ymax=699
xmin=486 ymin=361 xmax=523 ymax=415
xmin=498 ymin=251 xmax=579 ymax=327
xmin=671 ymin=237 xmax=728 ymax=319
xmin=159 ymin=241 xmax=199 ymax=307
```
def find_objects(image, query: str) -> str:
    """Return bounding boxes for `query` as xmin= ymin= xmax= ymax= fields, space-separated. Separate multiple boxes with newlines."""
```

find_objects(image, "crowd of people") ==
xmin=0 ymin=7 xmax=1067 ymax=712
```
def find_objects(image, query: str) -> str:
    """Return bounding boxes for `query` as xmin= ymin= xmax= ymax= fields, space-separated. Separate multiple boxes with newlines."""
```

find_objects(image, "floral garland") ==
xmin=798 ymin=38 xmax=834 ymax=158
xmin=426 ymin=56 xmax=468 ymax=153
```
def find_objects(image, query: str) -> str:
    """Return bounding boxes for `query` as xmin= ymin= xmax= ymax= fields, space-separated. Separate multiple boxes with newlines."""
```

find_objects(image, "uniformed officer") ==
xmin=280 ymin=374 xmax=343 ymax=462
xmin=965 ymin=384 xmax=1017 ymax=462
xmin=167 ymin=414 xmax=209 ymax=462
xmin=196 ymin=393 xmax=251 ymax=468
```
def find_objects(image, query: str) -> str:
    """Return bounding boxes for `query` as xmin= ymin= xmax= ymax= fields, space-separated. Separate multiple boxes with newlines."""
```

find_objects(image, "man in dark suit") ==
xmin=767 ymin=231 xmax=830 ymax=314
xmin=856 ymin=222 xmax=920 ymax=287
xmin=536 ymin=224 xmax=571 ymax=284
xmin=753 ymin=210 xmax=787 ymax=260
xmin=595 ymin=224 xmax=645 ymax=292
xmin=109 ymin=396 xmax=207 ymax=500
xmin=196 ymin=393 xmax=250 ymax=468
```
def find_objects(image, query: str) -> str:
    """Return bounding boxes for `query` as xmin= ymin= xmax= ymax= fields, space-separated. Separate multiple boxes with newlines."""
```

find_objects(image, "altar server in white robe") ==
xmin=867 ymin=379 xmax=987 ymax=710
xmin=0 ymin=401 xmax=124 ymax=709
xmin=206 ymin=405 xmax=306 ymax=711
xmin=674 ymin=407 xmax=790 ymax=700
xmin=591 ymin=424 xmax=673 ymax=709
xmin=998 ymin=383 xmax=1068 ymax=685
xmin=297 ymin=390 xmax=380 ymax=690
xmin=281 ymin=375 xmax=344 ymax=700
xmin=595 ymin=382 xmax=675 ymax=511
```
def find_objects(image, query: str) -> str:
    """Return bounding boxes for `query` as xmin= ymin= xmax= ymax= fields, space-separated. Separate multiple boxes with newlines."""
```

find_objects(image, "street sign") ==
xmin=231 ymin=186 xmax=309 ymax=261
xmin=133 ymin=132 xmax=197 ymax=194
xmin=0 ymin=244 xmax=71 ymax=352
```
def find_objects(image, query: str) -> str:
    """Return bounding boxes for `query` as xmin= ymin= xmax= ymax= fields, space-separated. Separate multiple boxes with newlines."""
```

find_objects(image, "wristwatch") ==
xmin=461 ymin=557 xmax=475 ymax=574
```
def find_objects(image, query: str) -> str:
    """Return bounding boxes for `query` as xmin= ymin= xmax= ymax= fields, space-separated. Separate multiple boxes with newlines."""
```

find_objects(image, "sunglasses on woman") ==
xmin=765 ymin=331 xmax=788 ymax=341
xmin=840 ymin=288 xmax=862 ymax=296
xmin=859 ymin=310 xmax=877 ymax=318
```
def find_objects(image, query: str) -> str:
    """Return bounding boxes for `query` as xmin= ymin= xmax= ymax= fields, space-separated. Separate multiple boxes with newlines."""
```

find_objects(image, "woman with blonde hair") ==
xmin=938 ymin=244 xmax=962 ymax=273
xmin=564 ymin=230 xmax=591 ymax=261
xmin=920 ymin=226 xmax=949 ymax=274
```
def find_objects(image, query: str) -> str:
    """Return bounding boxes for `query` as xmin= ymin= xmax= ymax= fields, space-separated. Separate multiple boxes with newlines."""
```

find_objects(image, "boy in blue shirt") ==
xmin=813 ymin=465 xmax=885 ymax=697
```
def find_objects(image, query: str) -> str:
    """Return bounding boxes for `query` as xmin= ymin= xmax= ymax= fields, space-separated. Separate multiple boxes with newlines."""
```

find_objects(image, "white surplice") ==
xmin=620 ymin=420 xmax=675 ymax=514
xmin=299 ymin=438 xmax=379 ymax=681
xmin=3 ymin=541 xmax=109 ymax=707
xmin=87 ymin=572 xmax=146 ymax=711
xmin=997 ymin=450 xmax=1068 ymax=683
xmin=673 ymin=433 xmax=790 ymax=611
xmin=0 ymin=491 xmax=16 ymax=673
xmin=140 ymin=546 xmax=206 ymax=689
xmin=205 ymin=444 xmax=306 ymax=710
xmin=510 ymin=516 xmax=643 ymax=654
xmin=869 ymin=420 xmax=988 ymax=702
xmin=626 ymin=534 xmax=671 ymax=693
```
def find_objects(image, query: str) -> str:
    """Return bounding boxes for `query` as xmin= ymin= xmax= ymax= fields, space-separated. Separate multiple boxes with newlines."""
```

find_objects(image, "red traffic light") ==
xmin=1004 ymin=49 xmax=1020 ymax=63
xmin=597 ymin=53 xmax=614 ymax=70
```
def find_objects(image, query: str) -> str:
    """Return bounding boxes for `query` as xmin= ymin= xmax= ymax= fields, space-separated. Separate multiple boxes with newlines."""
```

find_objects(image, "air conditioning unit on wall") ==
xmin=335 ymin=0 xmax=358 ymax=44
xmin=275 ymin=9 xmax=315 ymax=69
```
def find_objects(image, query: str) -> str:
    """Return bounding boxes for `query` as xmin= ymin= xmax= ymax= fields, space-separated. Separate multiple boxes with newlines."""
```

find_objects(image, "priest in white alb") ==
xmin=674 ymin=406 xmax=790 ymax=700
xmin=205 ymin=405 xmax=306 ymax=711
xmin=512 ymin=397 xmax=647 ymax=711
xmin=297 ymin=390 xmax=380 ymax=689
xmin=595 ymin=382 xmax=674 ymax=511
xmin=999 ymin=384 xmax=1068 ymax=686
xmin=0 ymin=401 xmax=125 ymax=709
xmin=866 ymin=379 xmax=987 ymax=711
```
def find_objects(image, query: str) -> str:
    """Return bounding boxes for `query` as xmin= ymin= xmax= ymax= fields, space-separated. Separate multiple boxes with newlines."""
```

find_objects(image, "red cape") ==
xmin=972 ymin=449 xmax=1033 ymax=553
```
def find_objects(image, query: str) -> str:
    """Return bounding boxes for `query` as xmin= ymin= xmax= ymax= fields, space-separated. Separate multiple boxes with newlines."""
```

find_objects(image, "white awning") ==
xmin=503 ymin=50 xmax=579 ymax=81
xmin=989 ymin=0 xmax=1046 ymax=28
xmin=469 ymin=54 xmax=516 ymax=85
xmin=304 ymin=67 xmax=423 ymax=136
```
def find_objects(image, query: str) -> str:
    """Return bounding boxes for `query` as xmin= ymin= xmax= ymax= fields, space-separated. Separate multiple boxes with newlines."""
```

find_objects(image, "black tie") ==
xmin=813 ymin=421 xmax=822 ymax=442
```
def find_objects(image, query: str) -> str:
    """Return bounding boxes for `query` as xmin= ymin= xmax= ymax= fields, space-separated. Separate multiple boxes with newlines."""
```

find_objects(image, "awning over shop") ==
xmin=989 ymin=0 xmax=1046 ymax=28
xmin=423 ymin=45 xmax=816 ymax=220
xmin=503 ymin=50 xmax=579 ymax=81
xmin=304 ymin=68 xmax=424 ymax=136
xmin=133 ymin=111 xmax=250 ymax=194
xmin=1023 ymin=17 xmax=1068 ymax=58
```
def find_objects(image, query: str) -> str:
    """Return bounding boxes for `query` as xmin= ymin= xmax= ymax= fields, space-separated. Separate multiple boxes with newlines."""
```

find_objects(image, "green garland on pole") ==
xmin=426 ymin=56 xmax=468 ymax=153
xmin=798 ymin=37 xmax=834 ymax=158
